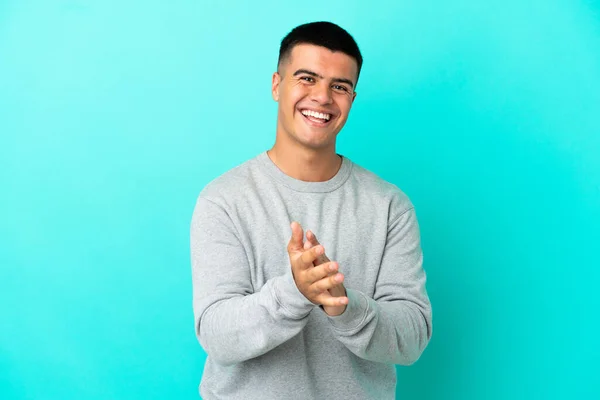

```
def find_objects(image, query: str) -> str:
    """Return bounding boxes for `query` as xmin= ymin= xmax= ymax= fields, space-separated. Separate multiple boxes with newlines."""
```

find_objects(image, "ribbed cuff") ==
xmin=272 ymin=271 xmax=316 ymax=319
xmin=327 ymin=289 xmax=369 ymax=331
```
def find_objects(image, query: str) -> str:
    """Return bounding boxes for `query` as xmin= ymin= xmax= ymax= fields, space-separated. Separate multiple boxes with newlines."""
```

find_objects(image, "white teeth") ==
xmin=301 ymin=109 xmax=331 ymax=121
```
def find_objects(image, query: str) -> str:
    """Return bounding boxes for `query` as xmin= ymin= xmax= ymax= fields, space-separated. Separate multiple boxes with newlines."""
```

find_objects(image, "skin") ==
xmin=273 ymin=44 xmax=359 ymax=316
xmin=304 ymin=229 xmax=347 ymax=316
xmin=269 ymin=43 xmax=358 ymax=182
xmin=287 ymin=222 xmax=348 ymax=315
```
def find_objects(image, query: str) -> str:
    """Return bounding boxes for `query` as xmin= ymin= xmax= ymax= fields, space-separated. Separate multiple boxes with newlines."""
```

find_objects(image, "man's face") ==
xmin=272 ymin=44 xmax=358 ymax=151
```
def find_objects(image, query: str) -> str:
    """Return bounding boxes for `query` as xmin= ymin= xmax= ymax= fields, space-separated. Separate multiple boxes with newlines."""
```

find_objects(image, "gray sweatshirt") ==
xmin=190 ymin=151 xmax=432 ymax=400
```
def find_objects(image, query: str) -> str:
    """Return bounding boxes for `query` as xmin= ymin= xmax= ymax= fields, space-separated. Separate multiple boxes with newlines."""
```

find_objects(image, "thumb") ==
xmin=288 ymin=221 xmax=304 ymax=252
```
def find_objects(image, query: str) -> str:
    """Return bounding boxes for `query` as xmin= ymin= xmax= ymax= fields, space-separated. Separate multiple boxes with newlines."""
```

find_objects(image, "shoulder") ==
xmin=194 ymin=154 xmax=262 ymax=208
xmin=348 ymin=159 xmax=415 ymax=219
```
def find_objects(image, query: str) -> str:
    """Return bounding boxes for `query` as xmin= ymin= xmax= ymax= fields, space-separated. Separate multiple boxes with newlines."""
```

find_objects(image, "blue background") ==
xmin=1 ymin=0 xmax=599 ymax=398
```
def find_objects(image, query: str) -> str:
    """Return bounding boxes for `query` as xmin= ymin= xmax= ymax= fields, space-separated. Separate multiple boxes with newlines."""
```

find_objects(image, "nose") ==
xmin=310 ymin=81 xmax=333 ymax=105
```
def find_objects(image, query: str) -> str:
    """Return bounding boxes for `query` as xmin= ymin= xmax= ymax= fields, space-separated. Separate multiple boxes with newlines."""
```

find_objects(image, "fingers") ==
xmin=299 ymin=245 xmax=324 ymax=268
xmin=293 ymin=258 xmax=347 ymax=307
xmin=317 ymin=253 xmax=330 ymax=265
xmin=288 ymin=221 xmax=304 ymax=252
xmin=314 ymin=292 xmax=349 ymax=307
xmin=304 ymin=240 xmax=311 ymax=251
xmin=289 ymin=226 xmax=346 ymax=307
xmin=311 ymin=273 xmax=344 ymax=293
xmin=305 ymin=230 xmax=330 ymax=265
xmin=306 ymin=230 xmax=321 ymax=246
xmin=306 ymin=261 xmax=338 ymax=282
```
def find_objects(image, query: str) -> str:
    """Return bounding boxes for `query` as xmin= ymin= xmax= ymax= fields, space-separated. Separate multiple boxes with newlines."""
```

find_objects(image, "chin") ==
xmin=295 ymin=132 xmax=337 ymax=149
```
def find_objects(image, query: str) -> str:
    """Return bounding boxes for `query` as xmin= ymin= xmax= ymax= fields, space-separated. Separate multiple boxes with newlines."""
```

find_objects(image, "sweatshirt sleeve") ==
xmin=190 ymin=197 xmax=315 ymax=366
xmin=327 ymin=206 xmax=433 ymax=365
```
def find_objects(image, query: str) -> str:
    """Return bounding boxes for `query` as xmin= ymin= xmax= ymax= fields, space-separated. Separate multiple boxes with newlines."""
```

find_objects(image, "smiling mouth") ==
xmin=300 ymin=109 xmax=333 ymax=126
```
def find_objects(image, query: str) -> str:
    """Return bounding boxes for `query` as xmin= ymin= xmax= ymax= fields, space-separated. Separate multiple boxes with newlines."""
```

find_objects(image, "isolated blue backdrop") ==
xmin=1 ymin=1 xmax=599 ymax=399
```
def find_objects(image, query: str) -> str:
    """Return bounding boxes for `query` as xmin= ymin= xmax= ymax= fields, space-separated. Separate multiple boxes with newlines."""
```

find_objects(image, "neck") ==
xmin=267 ymin=141 xmax=342 ymax=182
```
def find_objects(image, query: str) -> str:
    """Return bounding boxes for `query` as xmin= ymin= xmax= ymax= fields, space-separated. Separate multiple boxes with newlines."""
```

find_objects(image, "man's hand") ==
xmin=304 ymin=229 xmax=347 ymax=316
xmin=288 ymin=222 xmax=348 ymax=310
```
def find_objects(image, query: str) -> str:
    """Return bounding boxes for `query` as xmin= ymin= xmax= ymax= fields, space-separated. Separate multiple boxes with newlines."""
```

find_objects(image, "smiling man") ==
xmin=191 ymin=22 xmax=432 ymax=400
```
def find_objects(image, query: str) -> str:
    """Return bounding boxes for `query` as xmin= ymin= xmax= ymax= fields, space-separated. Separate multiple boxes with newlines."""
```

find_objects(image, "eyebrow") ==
xmin=292 ymin=69 xmax=355 ymax=89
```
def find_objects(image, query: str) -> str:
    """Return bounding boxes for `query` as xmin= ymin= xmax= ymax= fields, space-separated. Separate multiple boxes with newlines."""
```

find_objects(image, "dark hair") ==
xmin=278 ymin=21 xmax=363 ymax=84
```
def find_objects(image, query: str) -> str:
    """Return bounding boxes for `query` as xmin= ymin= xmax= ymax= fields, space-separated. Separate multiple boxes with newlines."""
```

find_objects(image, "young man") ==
xmin=190 ymin=21 xmax=432 ymax=400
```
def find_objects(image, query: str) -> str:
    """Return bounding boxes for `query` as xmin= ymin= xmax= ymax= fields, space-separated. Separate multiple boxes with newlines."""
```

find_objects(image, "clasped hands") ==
xmin=288 ymin=221 xmax=348 ymax=316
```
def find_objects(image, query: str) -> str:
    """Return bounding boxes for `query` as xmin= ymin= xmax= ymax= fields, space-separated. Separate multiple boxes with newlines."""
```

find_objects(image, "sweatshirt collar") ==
xmin=257 ymin=151 xmax=353 ymax=193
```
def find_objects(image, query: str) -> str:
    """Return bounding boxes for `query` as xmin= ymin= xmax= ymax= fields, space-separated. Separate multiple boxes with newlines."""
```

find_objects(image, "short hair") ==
xmin=278 ymin=21 xmax=363 ymax=84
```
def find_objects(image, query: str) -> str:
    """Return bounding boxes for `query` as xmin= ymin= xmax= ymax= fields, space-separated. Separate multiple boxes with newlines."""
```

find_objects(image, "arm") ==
xmin=190 ymin=198 xmax=316 ymax=366
xmin=327 ymin=207 xmax=433 ymax=365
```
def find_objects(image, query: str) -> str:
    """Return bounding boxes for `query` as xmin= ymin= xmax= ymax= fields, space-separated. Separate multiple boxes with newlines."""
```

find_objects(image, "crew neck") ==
xmin=257 ymin=151 xmax=353 ymax=193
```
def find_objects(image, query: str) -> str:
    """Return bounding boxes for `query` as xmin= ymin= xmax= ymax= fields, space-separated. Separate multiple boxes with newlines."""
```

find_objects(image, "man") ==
xmin=190 ymin=21 xmax=432 ymax=400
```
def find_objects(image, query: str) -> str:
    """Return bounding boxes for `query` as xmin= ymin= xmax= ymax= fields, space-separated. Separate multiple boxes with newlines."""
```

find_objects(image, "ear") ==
xmin=272 ymin=72 xmax=281 ymax=102
xmin=351 ymin=91 xmax=357 ymax=103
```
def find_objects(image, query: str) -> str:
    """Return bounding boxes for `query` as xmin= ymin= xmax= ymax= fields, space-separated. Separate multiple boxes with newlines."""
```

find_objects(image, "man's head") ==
xmin=272 ymin=22 xmax=362 ymax=152
xmin=277 ymin=22 xmax=363 ymax=84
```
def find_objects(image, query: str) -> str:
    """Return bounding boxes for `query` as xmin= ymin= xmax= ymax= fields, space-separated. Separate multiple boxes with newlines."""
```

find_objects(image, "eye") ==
xmin=300 ymin=76 xmax=315 ymax=83
xmin=333 ymin=84 xmax=349 ymax=92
